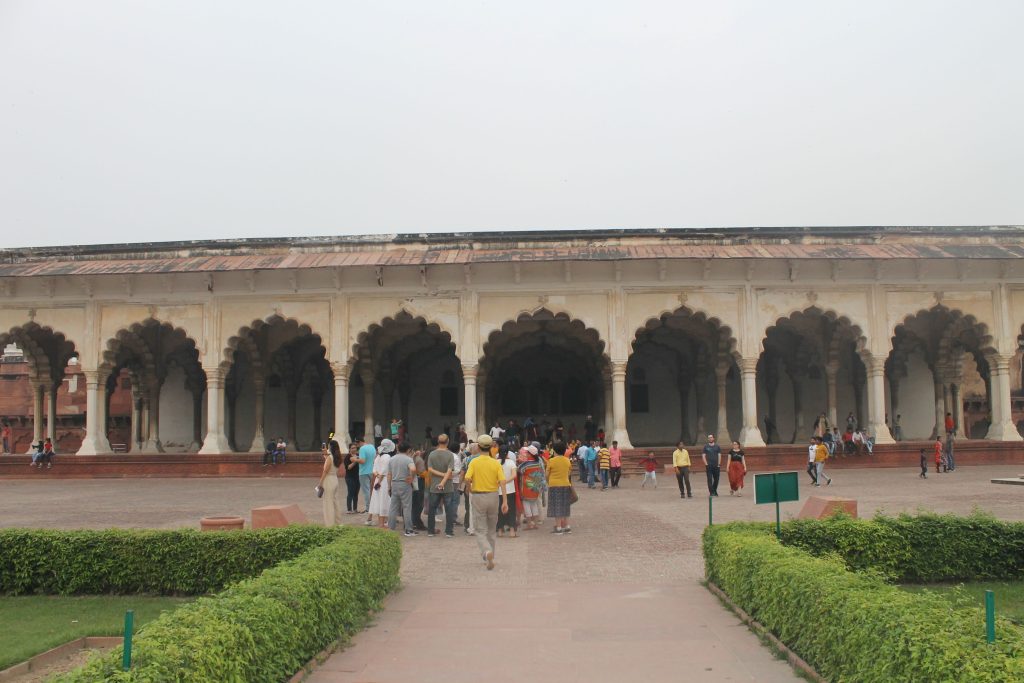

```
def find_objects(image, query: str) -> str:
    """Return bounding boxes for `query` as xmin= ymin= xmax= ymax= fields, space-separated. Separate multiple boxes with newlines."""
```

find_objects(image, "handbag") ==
xmin=568 ymin=485 xmax=579 ymax=505
xmin=314 ymin=485 xmax=324 ymax=498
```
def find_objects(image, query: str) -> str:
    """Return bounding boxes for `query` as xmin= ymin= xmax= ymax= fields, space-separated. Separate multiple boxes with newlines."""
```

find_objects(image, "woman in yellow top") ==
xmin=546 ymin=442 xmax=573 ymax=534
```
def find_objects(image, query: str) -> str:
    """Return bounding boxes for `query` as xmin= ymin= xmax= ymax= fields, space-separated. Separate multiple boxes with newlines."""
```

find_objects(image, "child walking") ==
xmin=919 ymin=448 xmax=928 ymax=479
xmin=641 ymin=451 xmax=658 ymax=488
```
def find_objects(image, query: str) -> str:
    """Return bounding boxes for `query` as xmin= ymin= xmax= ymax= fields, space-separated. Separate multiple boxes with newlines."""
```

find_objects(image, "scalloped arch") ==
xmin=479 ymin=308 xmax=608 ymax=368
xmin=223 ymin=314 xmax=326 ymax=371
xmin=352 ymin=308 xmax=458 ymax=360
xmin=759 ymin=306 xmax=869 ymax=357
xmin=632 ymin=304 xmax=740 ymax=361
xmin=101 ymin=318 xmax=201 ymax=371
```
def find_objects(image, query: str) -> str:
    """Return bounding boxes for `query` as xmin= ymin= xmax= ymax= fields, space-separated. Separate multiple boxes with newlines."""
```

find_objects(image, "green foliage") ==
xmin=52 ymin=527 xmax=401 ymax=683
xmin=780 ymin=513 xmax=1024 ymax=582
xmin=704 ymin=521 xmax=1024 ymax=683
xmin=0 ymin=526 xmax=347 ymax=596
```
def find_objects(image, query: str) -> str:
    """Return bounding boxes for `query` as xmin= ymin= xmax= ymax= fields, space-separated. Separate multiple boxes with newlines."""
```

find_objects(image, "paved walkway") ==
xmin=3 ymin=465 xmax=1023 ymax=682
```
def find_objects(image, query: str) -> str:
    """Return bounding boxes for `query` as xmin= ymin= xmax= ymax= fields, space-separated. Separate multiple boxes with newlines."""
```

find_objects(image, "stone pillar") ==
xmin=130 ymin=395 xmax=142 ymax=451
xmin=248 ymin=383 xmax=266 ymax=453
xmin=77 ymin=371 xmax=112 ymax=454
xmin=333 ymin=364 xmax=350 ymax=447
xmin=30 ymin=382 xmax=44 ymax=447
xmin=739 ymin=358 xmax=765 ymax=447
xmin=360 ymin=369 xmax=374 ymax=441
xmin=198 ymin=367 xmax=231 ymax=454
xmin=476 ymin=372 xmax=487 ymax=437
xmin=888 ymin=374 xmax=900 ymax=436
xmin=311 ymin=384 xmax=324 ymax=451
xmin=867 ymin=356 xmax=894 ymax=443
xmin=678 ymin=372 xmax=691 ymax=444
xmin=46 ymin=385 xmax=57 ymax=442
xmin=951 ymin=383 xmax=965 ymax=440
xmin=790 ymin=372 xmax=804 ymax=443
xmin=715 ymin=362 xmax=730 ymax=444
xmin=932 ymin=373 xmax=945 ymax=440
xmin=286 ymin=388 xmax=298 ymax=447
xmin=610 ymin=361 xmax=633 ymax=449
xmin=190 ymin=390 xmax=204 ymax=452
xmin=463 ymin=365 xmax=478 ymax=441
xmin=603 ymin=368 xmax=614 ymax=440
xmin=694 ymin=372 xmax=707 ymax=436
xmin=987 ymin=354 xmax=1022 ymax=441
xmin=141 ymin=381 xmax=164 ymax=453
xmin=825 ymin=362 xmax=839 ymax=428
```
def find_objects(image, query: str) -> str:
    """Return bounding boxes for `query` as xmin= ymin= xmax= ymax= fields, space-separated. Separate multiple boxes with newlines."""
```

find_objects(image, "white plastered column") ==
xmin=29 ymin=382 xmax=44 ymax=449
xmin=360 ymin=368 xmax=374 ymax=441
xmin=332 ymin=362 xmax=351 ymax=447
xmin=198 ymin=366 xmax=231 ymax=454
xmin=77 ymin=370 xmax=112 ymax=454
xmin=248 ymin=380 xmax=266 ymax=453
xmin=715 ymin=362 xmax=730 ymax=444
xmin=463 ymin=364 xmax=478 ymax=441
xmin=986 ymin=354 xmax=1022 ymax=441
xmin=610 ymin=361 xmax=633 ymax=449
xmin=46 ymin=384 xmax=57 ymax=442
xmin=738 ymin=358 xmax=766 ymax=447
xmin=866 ymin=355 xmax=894 ymax=443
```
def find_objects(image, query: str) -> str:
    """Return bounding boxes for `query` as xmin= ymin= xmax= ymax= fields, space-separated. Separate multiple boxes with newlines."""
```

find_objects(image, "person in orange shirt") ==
xmin=934 ymin=437 xmax=946 ymax=473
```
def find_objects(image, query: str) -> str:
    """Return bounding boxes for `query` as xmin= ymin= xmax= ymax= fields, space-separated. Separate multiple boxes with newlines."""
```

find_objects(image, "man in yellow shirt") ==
xmin=672 ymin=441 xmax=692 ymax=499
xmin=813 ymin=436 xmax=832 ymax=487
xmin=463 ymin=434 xmax=508 ymax=570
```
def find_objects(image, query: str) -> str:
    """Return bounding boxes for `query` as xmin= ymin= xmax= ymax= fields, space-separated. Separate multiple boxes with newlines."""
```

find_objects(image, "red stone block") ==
xmin=798 ymin=495 xmax=857 ymax=519
xmin=251 ymin=504 xmax=309 ymax=528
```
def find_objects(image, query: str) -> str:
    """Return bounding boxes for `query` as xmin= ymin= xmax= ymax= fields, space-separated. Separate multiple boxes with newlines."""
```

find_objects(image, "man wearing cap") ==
xmin=353 ymin=435 xmax=376 ymax=520
xmin=463 ymin=433 xmax=508 ymax=570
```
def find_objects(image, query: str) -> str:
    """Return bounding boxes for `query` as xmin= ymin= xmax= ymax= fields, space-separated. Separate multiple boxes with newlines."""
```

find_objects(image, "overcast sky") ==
xmin=1 ymin=1 xmax=1022 ymax=248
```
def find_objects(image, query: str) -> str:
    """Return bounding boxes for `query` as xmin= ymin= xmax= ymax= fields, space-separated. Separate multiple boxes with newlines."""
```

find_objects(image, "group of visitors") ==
xmin=641 ymin=435 xmax=748 ymax=497
xmin=318 ymin=431 xmax=580 ymax=569
xmin=262 ymin=437 xmax=288 ymax=466
xmin=569 ymin=439 xmax=621 ymax=490
xmin=27 ymin=437 xmax=56 ymax=469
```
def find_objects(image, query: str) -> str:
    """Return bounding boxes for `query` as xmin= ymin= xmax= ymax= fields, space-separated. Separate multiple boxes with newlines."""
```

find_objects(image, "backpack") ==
xmin=519 ymin=461 xmax=545 ymax=500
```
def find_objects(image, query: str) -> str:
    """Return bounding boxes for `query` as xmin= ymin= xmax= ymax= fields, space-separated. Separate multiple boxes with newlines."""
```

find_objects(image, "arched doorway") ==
xmin=889 ymin=307 xmax=994 ymax=440
xmin=102 ymin=320 xmax=204 ymax=453
xmin=351 ymin=311 xmax=460 ymax=448
xmin=757 ymin=309 xmax=867 ymax=444
xmin=629 ymin=307 xmax=739 ymax=447
xmin=0 ymin=323 xmax=79 ymax=453
xmin=480 ymin=310 xmax=608 ymax=445
xmin=225 ymin=316 xmax=333 ymax=452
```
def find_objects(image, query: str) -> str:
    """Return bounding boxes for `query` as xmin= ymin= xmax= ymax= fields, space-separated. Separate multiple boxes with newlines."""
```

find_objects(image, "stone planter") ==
xmin=199 ymin=515 xmax=245 ymax=531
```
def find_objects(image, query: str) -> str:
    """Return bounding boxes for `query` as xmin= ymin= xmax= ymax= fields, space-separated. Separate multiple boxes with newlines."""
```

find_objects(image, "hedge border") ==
xmin=703 ymin=518 xmax=1024 ymax=683
xmin=0 ymin=526 xmax=401 ymax=683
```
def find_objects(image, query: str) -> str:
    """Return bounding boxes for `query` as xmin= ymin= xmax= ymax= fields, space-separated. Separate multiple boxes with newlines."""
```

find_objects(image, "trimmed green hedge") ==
xmin=53 ymin=527 xmax=401 ymax=682
xmin=780 ymin=513 xmax=1024 ymax=582
xmin=704 ymin=521 xmax=1024 ymax=683
xmin=0 ymin=526 xmax=348 ymax=595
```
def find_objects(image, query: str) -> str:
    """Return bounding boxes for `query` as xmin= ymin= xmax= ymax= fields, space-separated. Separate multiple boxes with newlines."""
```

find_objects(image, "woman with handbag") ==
xmin=316 ymin=440 xmax=343 ymax=525
xmin=546 ymin=441 xmax=574 ymax=534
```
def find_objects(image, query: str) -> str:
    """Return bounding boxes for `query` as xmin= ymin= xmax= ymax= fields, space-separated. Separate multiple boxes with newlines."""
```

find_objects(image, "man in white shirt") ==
xmin=806 ymin=438 xmax=818 ymax=485
xmin=489 ymin=423 xmax=505 ymax=440
xmin=373 ymin=422 xmax=383 ymax=445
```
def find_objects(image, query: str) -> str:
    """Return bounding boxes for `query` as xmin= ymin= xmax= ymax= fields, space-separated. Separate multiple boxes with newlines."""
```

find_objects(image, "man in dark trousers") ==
xmin=701 ymin=434 xmax=722 ymax=496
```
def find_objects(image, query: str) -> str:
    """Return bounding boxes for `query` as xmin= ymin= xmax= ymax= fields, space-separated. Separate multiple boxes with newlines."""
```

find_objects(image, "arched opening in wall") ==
xmin=757 ymin=309 xmax=867 ymax=445
xmin=480 ymin=309 xmax=608 ymax=445
xmin=888 ymin=307 xmax=994 ymax=441
xmin=225 ymin=316 xmax=333 ymax=453
xmin=351 ymin=311 xmax=461 ymax=448
xmin=628 ymin=308 xmax=740 ymax=447
xmin=0 ymin=323 xmax=79 ymax=453
xmin=102 ymin=320 xmax=204 ymax=453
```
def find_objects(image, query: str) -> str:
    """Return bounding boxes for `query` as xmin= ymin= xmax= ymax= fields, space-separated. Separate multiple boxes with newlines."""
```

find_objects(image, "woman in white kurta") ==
xmin=368 ymin=451 xmax=392 ymax=527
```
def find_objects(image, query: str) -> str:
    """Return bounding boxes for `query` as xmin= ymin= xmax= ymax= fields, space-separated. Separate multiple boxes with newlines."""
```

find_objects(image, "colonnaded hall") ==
xmin=2 ymin=226 xmax=1024 ymax=457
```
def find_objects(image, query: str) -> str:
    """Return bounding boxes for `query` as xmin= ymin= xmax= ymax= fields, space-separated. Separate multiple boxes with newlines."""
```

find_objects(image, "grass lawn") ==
xmin=900 ymin=580 xmax=1024 ymax=625
xmin=0 ymin=595 xmax=192 ymax=670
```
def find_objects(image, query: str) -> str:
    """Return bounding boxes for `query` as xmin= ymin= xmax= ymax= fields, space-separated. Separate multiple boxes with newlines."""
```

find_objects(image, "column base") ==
xmin=985 ymin=421 xmax=1023 ymax=442
xmin=76 ymin=434 xmax=113 ymax=455
xmin=198 ymin=432 xmax=233 ymax=454
xmin=188 ymin=440 xmax=203 ymax=453
xmin=611 ymin=429 xmax=633 ymax=450
xmin=140 ymin=439 xmax=164 ymax=454
xmin=249 ymin=429 xmax=266 ymax=453
xmin=739 ymin=425 xmax=766 ymax=447
xmin=717 ymin=429 xmax=732 ymax=446
xmin=870 ymin=425 xmax=895 ymax=445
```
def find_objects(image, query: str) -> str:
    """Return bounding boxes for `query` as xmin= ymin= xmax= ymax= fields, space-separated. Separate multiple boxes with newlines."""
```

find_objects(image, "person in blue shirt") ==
xmin=584 ymin=441 xmax=599 ymax=489
xmin=354 ymin=436 xmax=376 ymax=520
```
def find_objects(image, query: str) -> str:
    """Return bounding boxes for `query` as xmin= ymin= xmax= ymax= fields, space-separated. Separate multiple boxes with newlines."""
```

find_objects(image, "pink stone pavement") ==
xmin=2 ymin=465 xmax=1022 ymax=682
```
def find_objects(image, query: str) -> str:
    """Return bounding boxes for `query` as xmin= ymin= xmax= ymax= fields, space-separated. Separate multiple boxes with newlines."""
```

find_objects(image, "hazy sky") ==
xmin=2 ymin=1 xmax=1022 ymax=248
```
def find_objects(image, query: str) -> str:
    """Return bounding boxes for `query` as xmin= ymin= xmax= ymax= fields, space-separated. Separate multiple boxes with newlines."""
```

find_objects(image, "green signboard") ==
xmin=754 ymin=471 xmax=800 ymax=505
xmin=753 ymin=471 xmax=800 ymax=538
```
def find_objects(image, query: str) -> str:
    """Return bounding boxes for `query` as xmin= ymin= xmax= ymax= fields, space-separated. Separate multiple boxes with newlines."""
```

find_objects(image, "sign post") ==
xmin=753 ymin=471 xmax=800 ymax=539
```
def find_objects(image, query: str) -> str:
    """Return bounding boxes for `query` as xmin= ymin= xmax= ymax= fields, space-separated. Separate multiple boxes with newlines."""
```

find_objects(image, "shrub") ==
xmin=53 ymin=527 xmax=401 ymax=683
xmin=780 ymin=513 xmax=1024 ymax=582
xmin=0 ymin=526 xmax=347 ymax=595
xmin=704 ymin=522 xmax=1024 ymax=683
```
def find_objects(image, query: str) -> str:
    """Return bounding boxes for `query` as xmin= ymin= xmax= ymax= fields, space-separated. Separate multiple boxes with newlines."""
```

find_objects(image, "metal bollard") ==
xmin=985 ymin=590 xmax=995 ymax=644
xmin=122 ymin=610 xmax=134 ymax=671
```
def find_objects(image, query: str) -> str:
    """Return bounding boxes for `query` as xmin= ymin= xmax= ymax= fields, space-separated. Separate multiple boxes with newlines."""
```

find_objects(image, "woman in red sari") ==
xmin=727 ymin=440 xmax=747 ymax=496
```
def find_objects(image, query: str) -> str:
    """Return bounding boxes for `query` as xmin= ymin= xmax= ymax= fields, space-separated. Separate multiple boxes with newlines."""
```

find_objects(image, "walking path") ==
xmin=3 ymin=466 xmax=1023 ymax=682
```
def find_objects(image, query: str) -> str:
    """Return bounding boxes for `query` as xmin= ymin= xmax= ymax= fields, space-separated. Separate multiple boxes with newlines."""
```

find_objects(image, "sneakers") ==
xmin=364 ymin=519 xmax=374 ymax=526
xmin=552 ymin=527 xmax=564 ymax=534
xmin=484 ymin=551 xmax=495 ymax=570
xmin=427 ymin=532 xmax=437 ymax=538
xmin=826 ymin=478 xmax=832 ymax=486
xmin=403 ymin=530 xmax=419 ymax=537
xmin=445 ymin=533 xmax=455 ymax=538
